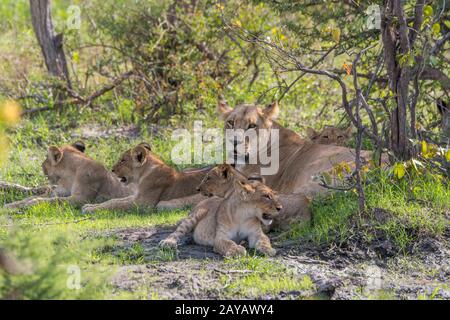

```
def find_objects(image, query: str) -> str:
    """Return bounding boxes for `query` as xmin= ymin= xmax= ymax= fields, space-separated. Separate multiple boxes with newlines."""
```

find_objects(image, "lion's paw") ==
xmin=81 ymin=204 xmax=98 ymax=214
xmin=159 ymin=238 xmax=178 ymax=249
xmin=260 ymin=247 xmax=277 ymax=257
xmin=224 ymin=245 xmax=247 ymax=257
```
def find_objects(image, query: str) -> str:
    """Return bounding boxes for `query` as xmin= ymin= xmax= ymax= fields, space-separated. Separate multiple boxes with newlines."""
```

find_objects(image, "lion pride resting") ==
xmin=4 ymin=141 xmax=134 ymax=209
xmin=217 ymin=100 xmax=371 ymax=196
xmin=81 ymin=143 xmax=208 ymax=214
xmin=160 ymin=165 xmax=282 ymax=257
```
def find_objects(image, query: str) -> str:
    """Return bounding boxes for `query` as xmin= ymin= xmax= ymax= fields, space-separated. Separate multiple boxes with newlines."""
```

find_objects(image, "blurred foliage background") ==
xmin=0 ymin=0 xmax=447 ymax=150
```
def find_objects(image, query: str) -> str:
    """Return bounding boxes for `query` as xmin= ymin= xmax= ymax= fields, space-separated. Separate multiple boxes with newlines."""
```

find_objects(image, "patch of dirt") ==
xmin=70 ymin=123 xmax=162 ymax=140
xmin=107 ymin=226 xmax=450 ymax=300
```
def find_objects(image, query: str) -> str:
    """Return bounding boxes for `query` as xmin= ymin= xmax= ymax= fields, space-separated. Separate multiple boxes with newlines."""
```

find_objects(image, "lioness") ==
xmin=306 ymin=126 xmax=353 ymax=146
xmin=217 ymin=100 xmax=371 ymax=195
xmin=4 ymin=141 xmax=134 ymax=209
xmin=160 ymin=172 xmax=282 ymax=257
xmin=197 ymin=164 xmax=311 ymax=230
xmin=82 ymin=143 xmax=208 ymax=213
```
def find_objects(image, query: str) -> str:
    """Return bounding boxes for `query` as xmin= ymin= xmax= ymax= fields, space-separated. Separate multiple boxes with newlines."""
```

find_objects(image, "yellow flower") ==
xmin=233 ymin=19 xmax=242 ymax=28
xmin=0 ymin=100 xmax=22 ymax=125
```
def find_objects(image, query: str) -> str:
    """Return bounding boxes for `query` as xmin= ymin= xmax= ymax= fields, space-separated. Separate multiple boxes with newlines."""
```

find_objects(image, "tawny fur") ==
xmin=82 ymin=143 xmax=208 ymax=213
xmin=306 ymin=126 xmax=353 ymax=146
xmin=4 ymin=142 xmax=133 ymax=209
xmin=160 ymin=165 xmax=282 ymax=257
xmin=197 ymin=164 xmax=311 ymax=230
xmin=217 ymin=101 xmax=372 ymax=196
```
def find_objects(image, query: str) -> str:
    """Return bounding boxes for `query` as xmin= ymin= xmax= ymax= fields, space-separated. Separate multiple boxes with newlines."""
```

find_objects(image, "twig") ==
xmin=21 ymin=106 xmax=51 ymax=115
xmin=0 ymin=217 xmax=94 ymax=228
xmin=213 ymin=268 xmax=254 ymax=274
xmin=64 ymin=70 xmax=134 ymax=108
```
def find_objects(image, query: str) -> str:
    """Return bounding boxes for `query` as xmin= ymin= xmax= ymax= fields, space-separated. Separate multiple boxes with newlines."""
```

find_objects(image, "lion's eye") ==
xmin=264 ymin=194 xmax=271 ymax=199
xmin=227 ymin=120 xmax=234 ymax=128
xmin=248 ymin=123 xmax=257 ymax=129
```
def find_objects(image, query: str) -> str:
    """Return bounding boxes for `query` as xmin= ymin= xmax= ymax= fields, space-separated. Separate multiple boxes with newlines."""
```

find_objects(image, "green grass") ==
xmin=221 ymin=256 xmax=316 ymax=299
xmin=274 ymin=168 xmax=449 ymax=252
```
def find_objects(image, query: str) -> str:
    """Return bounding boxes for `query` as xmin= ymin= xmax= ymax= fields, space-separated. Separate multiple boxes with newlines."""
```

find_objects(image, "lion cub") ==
xmin=306 ymin=126 xmax=353 ymax=146
xmin=160 ymin=165 xmax=282 ymax=257
xmin=198 ymin=164 xmax=311 ymax=230
xmin=4 ymin=141 xmax=134 ymax=209
xmin=82 ymin=143 xmax=207 ymax=213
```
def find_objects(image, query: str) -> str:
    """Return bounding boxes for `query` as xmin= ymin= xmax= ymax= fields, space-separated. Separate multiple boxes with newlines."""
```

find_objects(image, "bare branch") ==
xmin=431 ymin=31 xmax=450 ymax=56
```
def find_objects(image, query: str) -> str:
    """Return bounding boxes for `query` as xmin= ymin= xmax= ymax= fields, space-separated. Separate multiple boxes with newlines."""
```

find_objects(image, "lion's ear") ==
xmin=132 ymin=146 xmax=147 ymax=166
xmin=235 ymin=180 xmax=255 ymax=198
xmin=344 ymin=126 xmax=354 ymax=137
xmin=217 ymin=99 xmax=232 ymax=119
xmin=138 ymin=142 xmax=151 ymax=151
xmin=48 ymin=146 xmax=63 ymax=165
xmin=263 ymin=101 xmax=279 ymax=120
xmin=306 ymin=127 xmax=318 ymax=139
xmin=72 ymin=140 xmax=86 ymax=153
xmin=219 ymin=164 xmax=232 ymax=179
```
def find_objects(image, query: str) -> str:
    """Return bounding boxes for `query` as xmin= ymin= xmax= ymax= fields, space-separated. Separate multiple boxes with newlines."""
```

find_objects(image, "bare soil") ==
xmin=106 ymin=225 xmax=450 ymax=300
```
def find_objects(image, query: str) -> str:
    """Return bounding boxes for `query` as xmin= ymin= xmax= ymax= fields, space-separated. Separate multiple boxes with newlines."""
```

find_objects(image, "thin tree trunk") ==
xmin=382 ymin=0 xmax=412 ymax=160
xmin=30 ymin=0 xmax=71 ymax=107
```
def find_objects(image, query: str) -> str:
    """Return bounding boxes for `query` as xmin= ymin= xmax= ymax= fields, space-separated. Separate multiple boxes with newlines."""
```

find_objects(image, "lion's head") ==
xmin=197 ymin=164 xmax=246 ymax=197
xmin=306 ymin=126 xmax=353 ymax=146
xmin=197 ymin=163 xmax=281 ymax=225
xmin=42 ymin=141 xmax=86 ymax=184
xmin=111 ymin=142 xmax=159 ymax=184
xmin=217 ymin=100 xmax=279 ymax=161
xmin=234 ymin=179 xmax=282 ymax=226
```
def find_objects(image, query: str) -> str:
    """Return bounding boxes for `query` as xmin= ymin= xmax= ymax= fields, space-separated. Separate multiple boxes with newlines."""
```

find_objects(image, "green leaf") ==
xmin=429 ymin=56 xmax=438 ymax=67
xmin=72 ymin=51 xmax=80 ymax=64
xmin=421 ymin=140 xmax=428 ymax=155
xmin=407 ymin=54 xmax=415 ymax=67
xmin=398 ymin=54 xmax=407 ymax=67
xmin=332 ymin=27 xmax=341 ymax=43
xmin=393 ymin=163 xmax=406 ymax=179
xmin=432 ymin=23 xmax=440 ymax=36
xmin=424 ymin=5 xmax=433 ymax=18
